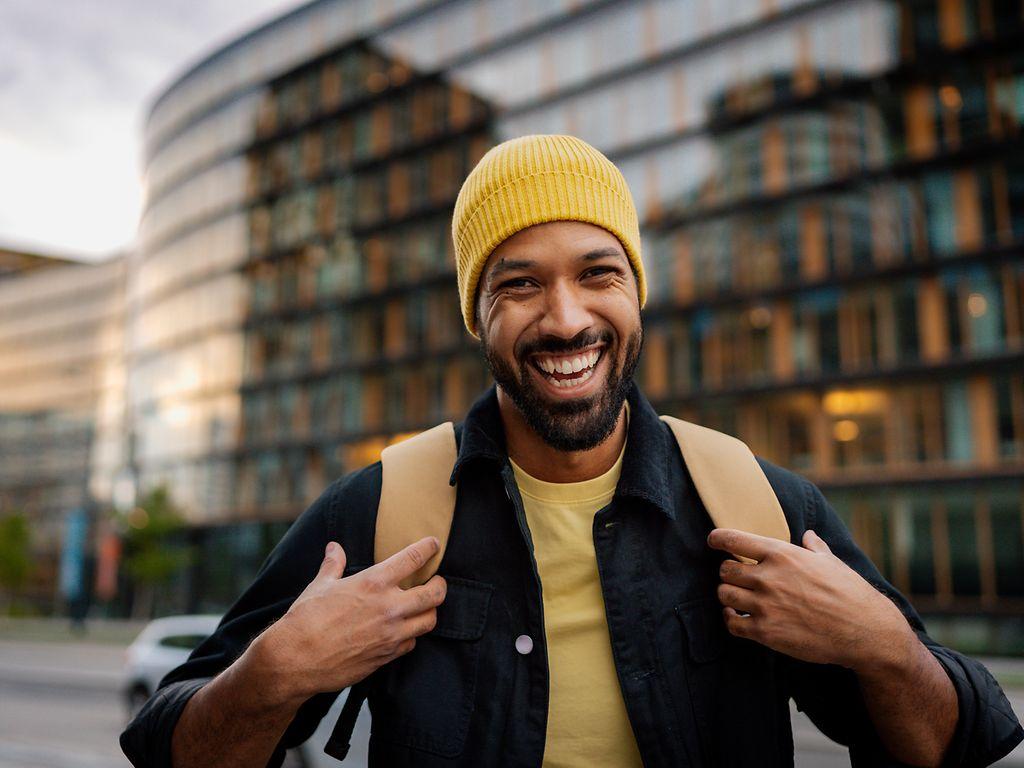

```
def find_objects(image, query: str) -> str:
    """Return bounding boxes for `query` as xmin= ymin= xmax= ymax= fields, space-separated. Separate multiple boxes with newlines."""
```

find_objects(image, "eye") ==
xmin=584 ymin=266 xmax=617 ymax=278
xmin=499 ymin=277 xmax=533 ymax=289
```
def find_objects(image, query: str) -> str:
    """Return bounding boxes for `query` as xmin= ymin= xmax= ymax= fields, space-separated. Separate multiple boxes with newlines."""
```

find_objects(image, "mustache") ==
xmin=517 ymin=329 xmax=613 ymax=359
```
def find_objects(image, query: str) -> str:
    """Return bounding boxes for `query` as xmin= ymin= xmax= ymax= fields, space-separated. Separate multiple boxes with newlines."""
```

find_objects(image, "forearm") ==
xmin=164 ymin=535 xmax=444 ymax=767
xmin=855 ymin=628 xmax=958 ymax=767
xmin=170 ymin=632 xmax=305 ymax=768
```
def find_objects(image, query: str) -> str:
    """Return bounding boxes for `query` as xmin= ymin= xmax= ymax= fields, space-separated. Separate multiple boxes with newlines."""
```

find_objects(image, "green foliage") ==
xmin=0 ymin=511 xmax=31 ymax=593
xmin=119 ymin=486 xmax=193 ymax=587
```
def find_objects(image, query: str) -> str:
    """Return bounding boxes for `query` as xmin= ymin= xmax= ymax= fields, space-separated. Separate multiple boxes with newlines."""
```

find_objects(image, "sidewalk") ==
xmin=0 ymin=617 xmax=145 ymax=646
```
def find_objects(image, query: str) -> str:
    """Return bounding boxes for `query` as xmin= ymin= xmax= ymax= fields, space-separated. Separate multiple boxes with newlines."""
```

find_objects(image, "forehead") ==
xmin=481 ymin=220 xmax=625 ymax=278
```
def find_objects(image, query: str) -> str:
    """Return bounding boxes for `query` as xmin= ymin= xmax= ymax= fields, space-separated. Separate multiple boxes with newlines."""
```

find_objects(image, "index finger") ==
xmin=706 ymin=528 xmax=781 ymax=563
xmin=371 ymin=536 xmax=440 ymax=587
xmin=395 ymin=574 xmax=447 ymax=618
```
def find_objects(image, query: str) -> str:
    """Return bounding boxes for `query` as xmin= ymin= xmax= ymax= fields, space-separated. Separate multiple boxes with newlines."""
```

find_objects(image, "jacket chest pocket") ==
xmin=675 ymin=597 xmax=728 ymax=765
xmin=369 ymin=577 xmax=493 ymax=758
xmin=676 ymin=597 xmax=727 ymax=665
xmin=675 ymin=597 xmax=782 ymax=766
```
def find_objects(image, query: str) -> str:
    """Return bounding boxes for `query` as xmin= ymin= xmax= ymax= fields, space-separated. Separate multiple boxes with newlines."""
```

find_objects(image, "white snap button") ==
xmin=515 ymin=634 xmax=533 ymax=655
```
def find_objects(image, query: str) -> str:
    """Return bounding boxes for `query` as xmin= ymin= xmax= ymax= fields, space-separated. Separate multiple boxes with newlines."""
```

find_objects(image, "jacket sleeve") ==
xmin=119 ymin=464 xmax=380 ymax=768
xmin=783 ymin=479 xmax=1023 ymax=768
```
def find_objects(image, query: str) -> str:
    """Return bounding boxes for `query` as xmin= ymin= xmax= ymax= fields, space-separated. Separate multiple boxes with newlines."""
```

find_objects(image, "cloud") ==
xmin=0 ymin=0 xmax=301 ymax=258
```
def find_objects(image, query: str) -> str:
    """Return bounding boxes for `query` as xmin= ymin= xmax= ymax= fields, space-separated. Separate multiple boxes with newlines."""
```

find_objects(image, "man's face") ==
xmin=475 ymin=220 xmax=643 ymax=452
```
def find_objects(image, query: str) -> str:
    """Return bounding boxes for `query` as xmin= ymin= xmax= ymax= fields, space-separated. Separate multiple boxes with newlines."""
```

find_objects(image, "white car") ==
xmin=122 ymin=614 xmax=221 ymax=718
xmin=123 ymin=615 xmax=369 ymax=767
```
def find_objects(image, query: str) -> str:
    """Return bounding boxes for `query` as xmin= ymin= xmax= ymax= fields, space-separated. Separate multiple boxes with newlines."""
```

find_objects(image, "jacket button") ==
xmin=515 ymin=634 xmax=533 ymax=655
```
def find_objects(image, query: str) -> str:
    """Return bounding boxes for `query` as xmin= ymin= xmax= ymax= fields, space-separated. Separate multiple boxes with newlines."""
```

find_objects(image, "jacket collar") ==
xmin=450 ymin=380 xmax=676 ymax=520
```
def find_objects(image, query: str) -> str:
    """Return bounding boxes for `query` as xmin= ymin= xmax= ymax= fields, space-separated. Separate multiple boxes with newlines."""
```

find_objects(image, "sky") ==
xmin=0 ymin=0 xmax=305 ymax=261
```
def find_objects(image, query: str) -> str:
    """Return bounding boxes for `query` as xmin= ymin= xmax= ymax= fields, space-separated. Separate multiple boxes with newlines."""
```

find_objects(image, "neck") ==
xmin=497 ymin=387 xmax=628 ymax=483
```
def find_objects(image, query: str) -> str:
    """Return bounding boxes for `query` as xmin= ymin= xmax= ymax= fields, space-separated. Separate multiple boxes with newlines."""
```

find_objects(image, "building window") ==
xmin=994 ymin=374 xmax=1024 ymax=459
xmin=991 ymin=486 xmax=1024 ymax=597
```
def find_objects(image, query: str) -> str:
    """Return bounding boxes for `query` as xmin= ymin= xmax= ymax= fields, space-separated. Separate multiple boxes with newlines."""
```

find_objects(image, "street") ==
xmin=0 ymin=641 xmax=129 ymax=768
xmin=0 ymin=638 xmax=1021 ymax=767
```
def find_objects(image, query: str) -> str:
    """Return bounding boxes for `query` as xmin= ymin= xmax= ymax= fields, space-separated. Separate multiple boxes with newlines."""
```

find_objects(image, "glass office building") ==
xmin=0 ymin=248 xmax=126 ymax=607
xmin=138 ymin=0 xmax=1023 ymax=643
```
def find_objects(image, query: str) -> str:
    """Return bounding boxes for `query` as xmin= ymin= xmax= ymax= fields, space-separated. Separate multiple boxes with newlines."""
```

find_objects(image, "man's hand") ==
xmin=254 ymin=536 xmax=448 ymax=706
xmin=707 ymin=528 xmax=915 ymax=672
xmin=167 ymin=537 xmax=446 ymax=768
xmin=708 ymin=527 xmax=960 ymax=766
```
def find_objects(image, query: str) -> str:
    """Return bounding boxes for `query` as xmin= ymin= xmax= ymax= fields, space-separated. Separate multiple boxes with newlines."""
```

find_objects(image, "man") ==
xmin=121 ymin=135 xmax=1022 ymax=767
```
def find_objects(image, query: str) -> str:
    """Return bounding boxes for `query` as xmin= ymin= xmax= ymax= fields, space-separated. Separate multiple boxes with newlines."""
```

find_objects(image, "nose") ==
xmin=536 ymin=279 xmax=593 ymax=341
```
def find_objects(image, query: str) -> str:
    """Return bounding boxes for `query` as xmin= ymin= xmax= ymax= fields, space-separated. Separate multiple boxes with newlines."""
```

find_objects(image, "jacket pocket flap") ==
xmin=675 ymin=598 xmax=726 ymax=663
xmin=431 ymin=577 xmax=492 ymax=641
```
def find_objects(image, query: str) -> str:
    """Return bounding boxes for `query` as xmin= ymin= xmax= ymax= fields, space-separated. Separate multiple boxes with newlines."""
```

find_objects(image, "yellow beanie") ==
xmin=452 ymin=134 xmax=647 ymax=338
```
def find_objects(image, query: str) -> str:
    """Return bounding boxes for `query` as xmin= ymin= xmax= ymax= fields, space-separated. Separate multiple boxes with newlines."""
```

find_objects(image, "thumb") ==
xmin=802 ymin=529 xmax=832 ymax=554
xmin=316 ymin=541 xmax=347 ymax=581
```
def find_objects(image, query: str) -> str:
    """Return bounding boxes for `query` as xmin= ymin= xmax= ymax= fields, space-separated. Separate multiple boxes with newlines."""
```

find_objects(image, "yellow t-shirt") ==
xmin=509 ymin=404 xmax=642 ymax=767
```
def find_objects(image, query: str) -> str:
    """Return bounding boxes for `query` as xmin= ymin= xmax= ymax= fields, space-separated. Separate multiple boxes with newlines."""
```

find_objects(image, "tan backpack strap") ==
xmin=660 ymin=415 xmax=789 ymax=565
xmin=376 ymin=421 xmax=458 ymax=589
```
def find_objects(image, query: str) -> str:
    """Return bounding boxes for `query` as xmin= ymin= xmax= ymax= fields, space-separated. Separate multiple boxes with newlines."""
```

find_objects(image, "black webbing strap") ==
xmin=323 ymin=681 xmax=368 ymax=761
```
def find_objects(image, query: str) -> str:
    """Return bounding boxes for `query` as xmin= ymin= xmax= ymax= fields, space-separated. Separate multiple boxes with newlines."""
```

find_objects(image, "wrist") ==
xmin=849 ymin=616 xmax=919 ymax=682
xmin=239 ymin=623 xmax=312 ymax=710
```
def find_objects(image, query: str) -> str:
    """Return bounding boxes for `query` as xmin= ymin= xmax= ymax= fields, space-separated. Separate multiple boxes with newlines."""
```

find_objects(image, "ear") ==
xmin=474 ymin=283 xmax=489 ymax=338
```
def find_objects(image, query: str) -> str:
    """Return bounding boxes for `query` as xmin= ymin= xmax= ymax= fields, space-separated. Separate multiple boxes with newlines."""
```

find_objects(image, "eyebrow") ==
xmin=486 ymin=247 xmax=627 ymax=286
xmin=580 ymin=247 xmax=628 ymax=264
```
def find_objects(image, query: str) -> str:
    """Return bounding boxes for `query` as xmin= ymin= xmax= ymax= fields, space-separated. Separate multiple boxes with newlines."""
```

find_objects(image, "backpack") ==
xmin=325 ymin=414 xmax=791 ymax=760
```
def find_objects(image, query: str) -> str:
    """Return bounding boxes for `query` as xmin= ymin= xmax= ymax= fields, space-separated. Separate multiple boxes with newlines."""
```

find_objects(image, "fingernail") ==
xmin=325 ymin=542 xmax=337 ymax=556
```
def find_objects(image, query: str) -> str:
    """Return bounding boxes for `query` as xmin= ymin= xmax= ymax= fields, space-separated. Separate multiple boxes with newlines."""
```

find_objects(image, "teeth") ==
xmin=552 ymin=368 xmax=594 ymax=388
xmin=535 ymin=349 xmax=601 ymax=376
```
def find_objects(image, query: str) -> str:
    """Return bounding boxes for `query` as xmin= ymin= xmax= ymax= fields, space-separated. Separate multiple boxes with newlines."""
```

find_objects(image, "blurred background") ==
xmin=0 ymin=0 xmax=1022 ymax=765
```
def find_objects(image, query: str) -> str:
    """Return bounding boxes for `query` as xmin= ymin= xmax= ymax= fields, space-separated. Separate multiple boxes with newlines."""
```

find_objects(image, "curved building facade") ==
xmin=136 ymin=0 xmax=1023 ymax=640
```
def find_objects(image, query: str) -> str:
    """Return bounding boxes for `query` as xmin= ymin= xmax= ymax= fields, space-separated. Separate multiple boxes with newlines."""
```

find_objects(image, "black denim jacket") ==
xmin=121 ymin=381 xmax=1023 ymax=767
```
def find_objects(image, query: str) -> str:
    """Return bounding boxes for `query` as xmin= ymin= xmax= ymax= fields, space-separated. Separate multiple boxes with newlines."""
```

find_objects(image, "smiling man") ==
xmin=477 ymin=223 xmax=643 ymax=459
xmin=121 ymin=135 xmax=1022 ymax=768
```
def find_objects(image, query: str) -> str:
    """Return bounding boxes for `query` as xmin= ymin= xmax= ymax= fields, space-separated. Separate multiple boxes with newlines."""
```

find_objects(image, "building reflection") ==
xmin=634 ymin=4 xmax=1024 ymax=629
xmin=234 ymin=39 xmax=494 ymax=531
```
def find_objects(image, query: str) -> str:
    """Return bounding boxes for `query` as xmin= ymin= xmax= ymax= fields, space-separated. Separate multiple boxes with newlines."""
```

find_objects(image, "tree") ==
xmin=0 ymin=511 xmax=31 ymax=615
xmin=119 ymin=486 xmax=193 ymax=619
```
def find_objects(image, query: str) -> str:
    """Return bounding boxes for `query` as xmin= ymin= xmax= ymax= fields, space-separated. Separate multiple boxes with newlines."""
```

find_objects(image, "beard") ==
xmin=480 ymin=321 xmax=643 ymax=452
